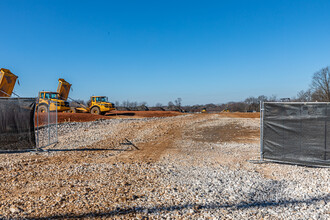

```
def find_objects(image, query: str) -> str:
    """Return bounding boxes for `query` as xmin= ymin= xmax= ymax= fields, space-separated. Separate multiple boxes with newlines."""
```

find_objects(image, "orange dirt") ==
xmin=55 ymin=111 xmax=184 ymax=123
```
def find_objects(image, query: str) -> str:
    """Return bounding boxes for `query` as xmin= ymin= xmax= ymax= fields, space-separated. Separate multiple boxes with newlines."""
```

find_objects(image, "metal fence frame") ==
xmin=260 ymin=101 xmax=264 ymax=161
xmin=35 ymin=99 xmax=58 ymax=149
xmin=260 ymin=101 xmax=330 ymax=167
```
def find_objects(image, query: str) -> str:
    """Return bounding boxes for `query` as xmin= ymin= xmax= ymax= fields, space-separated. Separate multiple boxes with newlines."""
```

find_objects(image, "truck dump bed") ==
xmin=57 ymin=78 xmax=71 ymax=100
xmin=0 ymin=68 xmax=18 ymax=97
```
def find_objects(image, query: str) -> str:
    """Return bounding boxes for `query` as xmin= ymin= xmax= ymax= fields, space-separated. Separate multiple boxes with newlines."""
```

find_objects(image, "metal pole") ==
xmin=325 ymin=104 xmax=327 ymax=161
xmin=48 ymin=100 xmax=50 ymax=145
xmin=260 ymin=101 xmax=264 ymax=161
xmin=36 ymin=99 xmax=39 ymax=149
xmin=56 ymin=101 xmax=58 ymax=143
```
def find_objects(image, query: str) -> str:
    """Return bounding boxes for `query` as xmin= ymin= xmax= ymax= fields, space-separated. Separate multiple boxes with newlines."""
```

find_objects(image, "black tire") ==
xmin=38 ymin=105 xmax=48 ymax=113
xmin=69 ymin=107 xmax=77 ymax=113
xmin=90 ymin=106 xmax=101 ymax=115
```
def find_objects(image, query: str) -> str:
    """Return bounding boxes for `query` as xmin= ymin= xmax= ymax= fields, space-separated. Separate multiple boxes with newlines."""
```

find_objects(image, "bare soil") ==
xmin=56 ymin=111 xmax=184 ymax=123
xmin=2 ymin=113 xmax=327 ymax=219
xmin=192 ymin=122 xmax=260 ymax=143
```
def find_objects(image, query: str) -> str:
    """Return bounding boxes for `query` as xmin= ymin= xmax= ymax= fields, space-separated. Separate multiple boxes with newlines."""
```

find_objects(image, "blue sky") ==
xmin=1 ymin=0 xmax=330 ymax=105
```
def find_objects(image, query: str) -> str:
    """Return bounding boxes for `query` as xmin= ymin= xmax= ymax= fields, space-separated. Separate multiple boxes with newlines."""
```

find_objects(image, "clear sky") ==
xmin=1 ymin=0 xmax=330 ymax=105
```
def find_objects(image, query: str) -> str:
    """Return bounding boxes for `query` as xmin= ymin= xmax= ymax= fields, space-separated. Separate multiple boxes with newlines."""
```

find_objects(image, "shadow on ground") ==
xmin=25 ymin=195 xmax=330 ymax=219
xmin=0 ymin=147 xmax=133 ymax=154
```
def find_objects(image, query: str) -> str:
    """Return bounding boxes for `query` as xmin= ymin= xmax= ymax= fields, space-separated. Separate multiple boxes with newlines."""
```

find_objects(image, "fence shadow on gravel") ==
xmin=0 ymin=149 xmax=33 ymax=154
xmin=46 ymin=148 xmax=134 ymax=152
xmin=0 ymin=147 xmax=134 ymax=154
xmin=23 ymin=194 xmax=329 ymax=219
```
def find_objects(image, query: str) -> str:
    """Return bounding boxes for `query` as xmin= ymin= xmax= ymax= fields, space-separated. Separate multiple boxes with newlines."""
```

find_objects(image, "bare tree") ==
xmin=174 ymin=98 xmax=182 ymax=108
xmin=311 ymin=67 xmax=330 ymax=101
xmin=244 ymin=96 xmax=258 ymax=111
xmin=122 ymin=100 xmax=129 ymax=108
xmin=139 ymin=102 xmax=147 ymax=107
xmin=257 ymin=95 xmax=268 ymax=103
xmin=244 ymin=96 xmax=257 ymax=105
xmin=155 ymin=103 xmax=162 ymax=107
xmin=129 ymin=102 xmax=138 ymax=108
xmin=268 ymin=95 xmax=278 ymax=102
xmin=296 ymin=90 xmax=312 ymax=102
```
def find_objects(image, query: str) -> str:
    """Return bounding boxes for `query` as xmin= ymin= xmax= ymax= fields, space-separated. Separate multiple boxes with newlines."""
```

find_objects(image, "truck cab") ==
xmin=89 ymin=96 xmax=115 ymax=115
xmin=38 ymin=91 xmax=70 ymax=113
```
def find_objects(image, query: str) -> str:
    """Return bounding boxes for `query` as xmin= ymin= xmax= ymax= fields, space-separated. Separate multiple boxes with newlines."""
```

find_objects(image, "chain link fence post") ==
xmin=260 ymin=101 xmax=264 ymax=161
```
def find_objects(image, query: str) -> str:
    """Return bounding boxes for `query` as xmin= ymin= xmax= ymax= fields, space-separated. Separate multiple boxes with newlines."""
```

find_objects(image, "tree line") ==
xmin=71 ymin=66 xmax=330 ymax=112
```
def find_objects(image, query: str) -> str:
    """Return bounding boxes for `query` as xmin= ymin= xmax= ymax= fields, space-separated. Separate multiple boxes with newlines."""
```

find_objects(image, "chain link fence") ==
xmin=35 ymin=99 xmax=58 ymax=149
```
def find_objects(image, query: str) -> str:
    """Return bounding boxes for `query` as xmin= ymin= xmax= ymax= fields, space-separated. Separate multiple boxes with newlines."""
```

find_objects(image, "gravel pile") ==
xmin=0 ymin=114 xmax=329 ymax=219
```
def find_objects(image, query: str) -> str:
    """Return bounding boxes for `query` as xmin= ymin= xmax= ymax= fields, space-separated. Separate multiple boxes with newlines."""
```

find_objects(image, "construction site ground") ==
xmin=55 ymin=111 xmax=184 ymax=123
xmin=0 ymin=112 xmax=329 ymax=219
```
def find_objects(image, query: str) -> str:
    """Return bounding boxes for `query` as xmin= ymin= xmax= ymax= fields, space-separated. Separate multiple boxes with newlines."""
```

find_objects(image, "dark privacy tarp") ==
xmin=263 ymin=102 xmax=330 ymax=166
xmin=0 ymin=98 xmax=36 ymax=150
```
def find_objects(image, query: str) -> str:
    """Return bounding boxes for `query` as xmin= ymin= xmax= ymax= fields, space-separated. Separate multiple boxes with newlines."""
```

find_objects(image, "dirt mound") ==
xmin=57 ymin=112 xmax=109 ymax=123
xmin=56 ymin=111 xmax=183 ymax=123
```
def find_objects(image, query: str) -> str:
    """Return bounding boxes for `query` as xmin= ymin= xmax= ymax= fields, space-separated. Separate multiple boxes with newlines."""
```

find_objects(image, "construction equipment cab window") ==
xmin=95 ymin=97 xmax=107 ymax=102
xmin=43 ymin=93 xmax=58 ymax=99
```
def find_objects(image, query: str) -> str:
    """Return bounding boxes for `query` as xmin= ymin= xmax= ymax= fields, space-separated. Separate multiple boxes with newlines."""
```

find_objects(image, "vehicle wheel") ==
xmin=91 ymin=106 xmax=100 ymax=115
xmin=69 ymin=107 xmax=76 ymax=113
xmin=38 ymin=105 xmax=48 ymax=113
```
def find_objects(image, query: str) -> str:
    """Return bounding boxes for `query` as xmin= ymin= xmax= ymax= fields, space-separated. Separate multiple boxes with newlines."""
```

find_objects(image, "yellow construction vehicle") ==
xmin=89 ymin=96 xmax=116 ymax=115
xmin=39 ymin=78 xmax=115 ymax=115
xmin=201 ymin=108 xmax=207 ymax=113
xmin=70 ymin=96 xmax=115 ymax=115
xmin=0 ymin=68 xmax=18 ymax=97
xmin=37 ymin=78 xmax=71 ymax=113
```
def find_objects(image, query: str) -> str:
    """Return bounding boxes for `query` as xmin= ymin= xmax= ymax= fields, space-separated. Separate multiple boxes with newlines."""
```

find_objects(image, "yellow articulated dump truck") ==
xmin=39 ymin=78 xmax=115 ymax=115
xmin=0 ymin=68 xmax=18 ymax=97
xmin=58 ymin=78 xmax=115 ymax=115
xmin=88 ymin=96 xmax=115 ymax=115
xmin=71 ymin=96 xmax=115 ymax=115
xmin=37 ymin=78 xmax=71 ymax=113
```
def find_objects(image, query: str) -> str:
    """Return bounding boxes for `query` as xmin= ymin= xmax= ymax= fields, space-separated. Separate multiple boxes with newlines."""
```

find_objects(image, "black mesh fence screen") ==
xmin=0 ymin=98 xmax=36 ymax=151
xmin=263 ymin=102 xmax=330 ymax=166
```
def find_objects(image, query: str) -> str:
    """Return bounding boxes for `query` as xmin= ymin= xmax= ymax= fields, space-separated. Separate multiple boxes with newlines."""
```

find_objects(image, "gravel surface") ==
xmin=0 ymin=113 xmax=329 ymax=219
